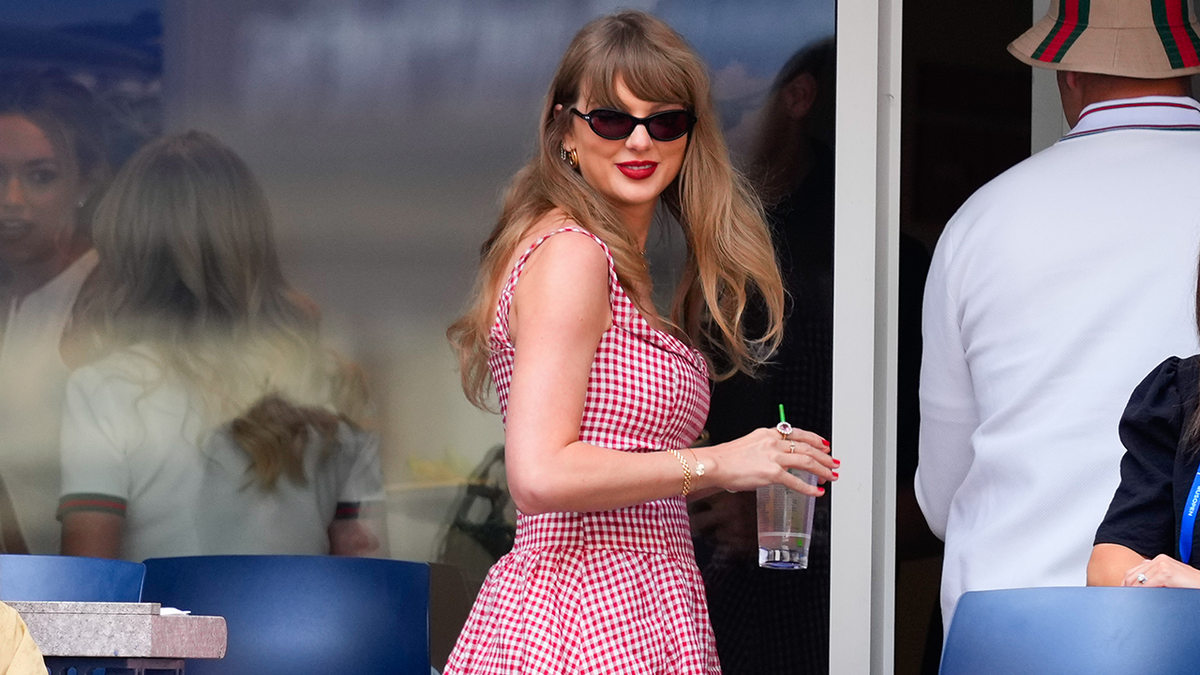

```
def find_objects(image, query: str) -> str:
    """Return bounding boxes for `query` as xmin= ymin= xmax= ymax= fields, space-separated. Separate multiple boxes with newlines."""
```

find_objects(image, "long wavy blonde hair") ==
xmin=448 ymin=10 xmax=785 ymax=409
xmin=80 ymin=131 xmax=368 ymax=489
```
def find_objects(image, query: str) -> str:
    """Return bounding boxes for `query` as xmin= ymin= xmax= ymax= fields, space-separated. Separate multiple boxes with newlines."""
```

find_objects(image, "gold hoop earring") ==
xmin=560 ymin=143 xmax=578 ymax=169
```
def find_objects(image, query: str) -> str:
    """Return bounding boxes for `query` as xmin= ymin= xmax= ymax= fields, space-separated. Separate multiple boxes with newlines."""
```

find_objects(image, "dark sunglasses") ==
xmin=570 ymin=108 xmax=696 ymax=142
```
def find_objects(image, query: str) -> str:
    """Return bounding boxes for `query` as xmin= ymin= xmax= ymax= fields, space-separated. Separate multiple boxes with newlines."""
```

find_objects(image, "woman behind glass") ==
xmin=0 ymin=70 xmax=111 ymax=554
xmin=445 ymin=11 xmax=838 ymax=674
xmin=57 ymin=131 xmax=386 ymax=561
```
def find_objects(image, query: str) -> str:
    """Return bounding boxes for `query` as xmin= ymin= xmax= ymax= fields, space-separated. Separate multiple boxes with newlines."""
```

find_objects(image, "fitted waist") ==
xmin=512 ymin=497 xmax=696 ymax=559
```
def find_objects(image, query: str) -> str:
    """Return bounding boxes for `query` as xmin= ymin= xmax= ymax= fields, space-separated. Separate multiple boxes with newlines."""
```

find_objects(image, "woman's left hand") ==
xmin=1122 ymin=553 xmax=1200 ymax=588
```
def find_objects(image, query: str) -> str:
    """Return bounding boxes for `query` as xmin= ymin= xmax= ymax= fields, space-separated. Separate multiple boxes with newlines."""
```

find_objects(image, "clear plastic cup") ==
xmin=756 ymin=470 xmax=818 ymax=569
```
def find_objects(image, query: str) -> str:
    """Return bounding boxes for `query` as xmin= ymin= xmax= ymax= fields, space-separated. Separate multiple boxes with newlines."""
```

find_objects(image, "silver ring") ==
xmin=788 ymin=440 xmax=796 ymax=453
xmin=776 ymin=421 xmax=793 ymax=439
xmin=1136 ymin=573 xmax=1148 ymax=585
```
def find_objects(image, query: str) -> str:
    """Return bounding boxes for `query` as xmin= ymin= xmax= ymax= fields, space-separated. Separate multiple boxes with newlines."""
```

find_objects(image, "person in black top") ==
xmin=1090 ymin=348 xmax=1200 ymax=586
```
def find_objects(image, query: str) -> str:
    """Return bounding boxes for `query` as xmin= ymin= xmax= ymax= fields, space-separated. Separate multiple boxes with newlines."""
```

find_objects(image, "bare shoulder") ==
xmin=509 ymin=213 xmax=612 ymax=340
xmin=515 ymin=210 xmax=609 ymax=286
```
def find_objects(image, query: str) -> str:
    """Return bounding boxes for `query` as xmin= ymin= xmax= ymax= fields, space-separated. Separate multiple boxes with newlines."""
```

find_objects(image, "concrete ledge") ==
xmin=11 ymin=601 xmax=226 ymax=659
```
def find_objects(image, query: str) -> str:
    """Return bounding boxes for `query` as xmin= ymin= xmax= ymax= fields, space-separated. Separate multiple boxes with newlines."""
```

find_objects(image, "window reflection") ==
xmin=56 ymin=130 xmax=387 ymax=561
xmin=698 ymin=38 xmax=836 ymax=675
xmin=2 ymin=5 xmax=163 ymax=557
xmin=0 ymin=69 xmax=119 ymax=556
xmin=2 ymin=1 xmax=841 ymax=671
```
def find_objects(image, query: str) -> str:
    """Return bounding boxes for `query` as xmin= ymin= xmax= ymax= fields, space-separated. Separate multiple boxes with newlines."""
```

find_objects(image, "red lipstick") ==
xmin=616 ymin=161 xmax=657 ymax=180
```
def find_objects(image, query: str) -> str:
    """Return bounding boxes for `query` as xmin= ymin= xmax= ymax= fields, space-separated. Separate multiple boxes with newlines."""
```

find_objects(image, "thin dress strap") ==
xmin=491 ymin=226 xmax=620 ymax=345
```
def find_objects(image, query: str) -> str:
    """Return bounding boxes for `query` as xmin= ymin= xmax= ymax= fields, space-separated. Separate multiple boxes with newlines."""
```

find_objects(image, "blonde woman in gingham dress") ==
xmin=445 ymin=11 xmax=839 ymax=674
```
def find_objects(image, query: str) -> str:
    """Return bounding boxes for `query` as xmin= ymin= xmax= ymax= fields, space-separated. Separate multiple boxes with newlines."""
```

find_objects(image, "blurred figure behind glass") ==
xmin=0 ymin=69 xmax=113 ymax=555
xmin=57 ymin=131 xmax=387 ymax=561
xmin=696 ymin=39 xmax=935 ymax=674
xmin=694 ymin=39 xmax=837 ymax=675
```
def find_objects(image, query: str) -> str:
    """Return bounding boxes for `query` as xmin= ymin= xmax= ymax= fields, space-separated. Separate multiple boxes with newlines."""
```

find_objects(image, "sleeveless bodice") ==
xmin=446 ymin=227 xmax=719 ymax=675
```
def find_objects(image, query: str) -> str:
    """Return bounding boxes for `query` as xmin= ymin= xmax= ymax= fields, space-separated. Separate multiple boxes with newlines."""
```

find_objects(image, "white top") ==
xmin=916 ymin=96 xmax=1200 ymax=627
xmin=58 ymin=346 xmax=385 ymax=562
xmin=0 ymin=250 xmax=97 ymax=554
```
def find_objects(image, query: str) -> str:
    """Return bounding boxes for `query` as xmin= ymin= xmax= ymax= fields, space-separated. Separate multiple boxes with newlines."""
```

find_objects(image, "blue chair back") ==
xmin=940 ymin=586 xmax=1200 ymax=675
xmin=141 ymin=555 xmax=430 ymax=675
xmin=0 ymin=555 xmax=144 ymax=602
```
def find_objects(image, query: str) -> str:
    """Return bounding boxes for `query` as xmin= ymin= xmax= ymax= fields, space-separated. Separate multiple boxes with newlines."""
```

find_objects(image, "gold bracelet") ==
xmin=666 ymin=448 xmax=692 ymax=496
xmin=685 ymin=448 xmax=706 ymax=480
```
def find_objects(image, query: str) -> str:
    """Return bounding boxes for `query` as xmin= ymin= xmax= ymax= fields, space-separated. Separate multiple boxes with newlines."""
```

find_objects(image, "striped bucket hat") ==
xmin=1009 ymin=0 xmax=1200 ymax=77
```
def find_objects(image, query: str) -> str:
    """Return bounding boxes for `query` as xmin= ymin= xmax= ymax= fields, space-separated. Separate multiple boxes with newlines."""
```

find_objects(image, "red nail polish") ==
xmin=833 ymin=458 xmax=841 ymax=466
xmin=817 ymin=487 xmax=826 ymax=495
xmin=832 ymin=471 xmax=839 ymax=479
xmin=822 ymin=440 xmax=830 ymax=447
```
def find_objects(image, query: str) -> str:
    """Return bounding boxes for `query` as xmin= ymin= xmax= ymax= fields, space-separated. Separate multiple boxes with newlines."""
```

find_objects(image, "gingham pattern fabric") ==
xmin=445 ymin=227 xmax=718 ymax=675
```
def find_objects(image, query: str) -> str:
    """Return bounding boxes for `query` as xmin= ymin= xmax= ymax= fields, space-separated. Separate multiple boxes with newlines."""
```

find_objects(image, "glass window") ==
xmin=3 ymin=1 xmax=847 ymax=672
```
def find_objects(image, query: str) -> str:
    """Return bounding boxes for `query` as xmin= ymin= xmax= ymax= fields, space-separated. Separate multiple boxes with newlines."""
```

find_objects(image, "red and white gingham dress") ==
xmin=445 ymin=227 xmax=719 ymax=675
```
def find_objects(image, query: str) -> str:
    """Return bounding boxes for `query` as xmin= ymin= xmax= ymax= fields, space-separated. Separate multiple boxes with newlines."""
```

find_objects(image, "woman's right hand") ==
xmin=1121 ymin=553 xmax=1200 ymax=589
xmin=695 ymin=426 xmax=839 ymax=496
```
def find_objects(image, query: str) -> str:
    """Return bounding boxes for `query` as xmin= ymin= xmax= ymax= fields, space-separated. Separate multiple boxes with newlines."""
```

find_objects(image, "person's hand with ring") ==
xmin=1122 ymin=553 xmax=1200 ymax=588
xmin=777 ymin=421 xmax=797 ymax=453
xmin=691 ymin=425 xmax=837 ymax=497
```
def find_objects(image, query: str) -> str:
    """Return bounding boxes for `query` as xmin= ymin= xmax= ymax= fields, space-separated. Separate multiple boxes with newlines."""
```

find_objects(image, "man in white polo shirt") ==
xmin=916 ymin=0 xmax=1200 ymax=631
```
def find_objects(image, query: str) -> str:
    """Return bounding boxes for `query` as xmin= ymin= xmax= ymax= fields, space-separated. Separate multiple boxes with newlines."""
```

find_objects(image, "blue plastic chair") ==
xmin=0 ymin=554 xmax=144 ymax=602
xmin=940 ymin=586 xmax=1200 ymax=675
xmin=141 ymin=555 xmax=431 ymax=675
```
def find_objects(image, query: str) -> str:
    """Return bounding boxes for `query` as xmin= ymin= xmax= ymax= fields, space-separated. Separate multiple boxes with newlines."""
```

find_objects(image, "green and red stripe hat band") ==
xmin=1154 ymin=0 xmax=1200 ymax=68
xmin=1009 ymin=0 xmax=1200 ymax=78
xmin=1031 ymin=0 xmax=1092 ymax=63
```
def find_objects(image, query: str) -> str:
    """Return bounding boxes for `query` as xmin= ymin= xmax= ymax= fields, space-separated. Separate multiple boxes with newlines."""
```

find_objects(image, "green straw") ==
xmin=778 ymin=404 xmax=794 ymax=531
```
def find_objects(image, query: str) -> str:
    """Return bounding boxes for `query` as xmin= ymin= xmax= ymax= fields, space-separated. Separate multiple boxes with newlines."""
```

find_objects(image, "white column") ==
xmin=830 ymin=0 xmax=901 ymax=671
